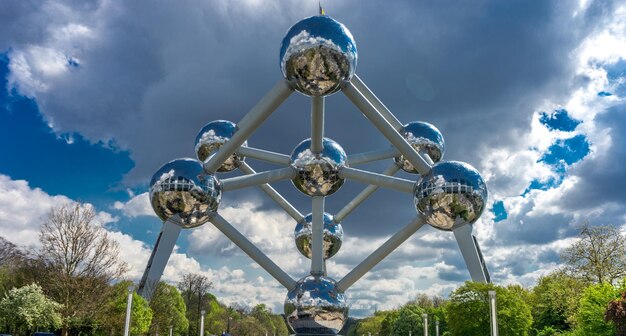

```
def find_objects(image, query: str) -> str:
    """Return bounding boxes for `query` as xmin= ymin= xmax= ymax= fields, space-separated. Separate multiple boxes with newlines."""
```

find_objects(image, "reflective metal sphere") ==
xmin=280 ymin=15 xmax=357 ymax=97
xmin=414 ymin=161 xmax=487 ymax=231
xmin=284 ymin=275 xmax=348 ymax=335
xmin=395 ymin=121 xmax=445 ymax=173
xmin=149 ymin=158 xmax=222 ymax=228
xmin=195 ymin=120 xmax=247 ymax=172
xmin=295 ymin=212 xmax=343 ymax=260
xmin=290 ymin=138 xmax=347 ymax=196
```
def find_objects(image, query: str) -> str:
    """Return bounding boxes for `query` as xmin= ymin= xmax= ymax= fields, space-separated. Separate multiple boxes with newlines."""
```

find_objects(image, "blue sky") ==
xmin=1 ymin=0 xmax=626 ymax=316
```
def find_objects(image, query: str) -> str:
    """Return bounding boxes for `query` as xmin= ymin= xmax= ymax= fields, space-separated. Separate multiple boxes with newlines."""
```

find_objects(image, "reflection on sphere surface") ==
xmin=395 ymin=121 xmax=445 ymax=173
xmin=295 ymin=212 xmax=343 ymax=259
xmin=290 ymin=138 xmax=347 ymax=197
xmin=195 ymin=120 xmax=247 ymax=172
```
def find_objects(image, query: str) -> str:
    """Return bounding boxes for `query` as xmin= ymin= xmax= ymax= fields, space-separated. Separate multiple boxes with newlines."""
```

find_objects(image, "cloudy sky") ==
xmin=1 ymin=0 xmax=626 ymax=317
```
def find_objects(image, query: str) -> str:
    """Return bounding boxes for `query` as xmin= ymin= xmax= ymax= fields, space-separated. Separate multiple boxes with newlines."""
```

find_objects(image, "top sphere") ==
xmin=149 ymin=158 xmax=222 ymax=228
xmin=280 ymin=15 xmax=357 ymax=97
xmin=195 ymin=120 xmax=247 ymax=172
xmin=414 ymin=161 xmax=487 ymax=231
xmin=395 ymin=121 xmax=445 ymax=173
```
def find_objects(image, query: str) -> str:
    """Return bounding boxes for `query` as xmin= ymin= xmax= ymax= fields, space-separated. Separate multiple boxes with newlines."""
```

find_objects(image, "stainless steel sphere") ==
xmin=195 ymin=120 xmax=247 ymax=172
xmin=149 ymin=158 xmax=222 ymax=228
xmin=280 ymin=15 xmax=357 ymax=97
xmin=395 ymin=121 xmax=445 ymax=173
xmin=284 ymin=275 xmax=348 ymax=335
xmin=294 ymin=212 xmax=343 ymax=260
xmin=414 ymin=161 xmax=487 ymax=231
xmin=290 ymin=138 xmax=347 ymax=196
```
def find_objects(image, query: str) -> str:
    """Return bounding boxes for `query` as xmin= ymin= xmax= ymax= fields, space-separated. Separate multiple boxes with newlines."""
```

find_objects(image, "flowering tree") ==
xmin=0 ymin=283 xmax=62 ymax=334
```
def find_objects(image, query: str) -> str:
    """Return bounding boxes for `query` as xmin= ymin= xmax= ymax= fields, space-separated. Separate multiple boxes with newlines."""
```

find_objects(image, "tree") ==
xmin=0 ymin=283 xmax=62 ymax=335
xmin=445 ymin=282 xmax=532 ymax=336
xmin=150 ymin=282 xmax=188 ymax=336
xmin=392 ymin=304 xmax=425 ymax=336
xmin=380 ymin=310 xmax=399 ymax=336
xmin=560 ymin=223 xmax=626 ymax=284
xmin=530 ymin=271 xmax=586 ymax=333
xmin=101 ymin=281 xmax=153 ymax=335
xmin=38 ymin=202 xmax=127 ymax=335
xmin=177 ymin=272 xmax=212 ymax=336
xmin=605 ymin=290 xmax=626 ymax=336
xmin=572 ymin=282 xmax=620 ymax=336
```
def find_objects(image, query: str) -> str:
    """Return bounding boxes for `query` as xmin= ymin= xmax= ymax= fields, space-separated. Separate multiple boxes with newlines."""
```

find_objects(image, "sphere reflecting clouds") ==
xmin=195 ymin=120 xmax=247 ymax=172
xmin=414 ymin=161 xmax=487 ymax=231
xmin=149 ymin=158 xmax=222 ymax=228
xmin=290 ymin=138 xmax=347 ymax=197
xmin=285 ymin=275 xmax=348 ymax=335
xmin=280 ymin=15 xmax=357 ymax=97
xmin=395 ymin=121 xmax=445 ymax=173
xmin=295 ymin=212 xmax=343 ymax=259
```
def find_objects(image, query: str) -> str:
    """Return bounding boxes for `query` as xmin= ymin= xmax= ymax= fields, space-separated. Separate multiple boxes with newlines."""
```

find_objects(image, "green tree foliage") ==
xmin=392 ymin=304 xmax=425 ymax=336
xmin=149 ymin=282 xmax=188 ymax=335
xmin=0 ymin=283 xmax=62 ymax=334
xmin=561 ymin=223 xmax=626 ymax=284
xmin=531 ymin=272 xmax=586 ymax=333
xmin=445 ymin=282 xmax=532 ymax=336
xmin=380 ymin=310 xmax=399 ymax=336
xmin=101 ymin=281 xmax=153 ymax=335
xmin=573 ymin=282 xmax=619 ymax=336
xmin=355 ymin=310 xmax=392 ymax=336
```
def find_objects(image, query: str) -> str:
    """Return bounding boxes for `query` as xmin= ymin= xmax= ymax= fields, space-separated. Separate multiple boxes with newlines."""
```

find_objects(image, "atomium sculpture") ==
xmin=138 ymin=10 xmax=490 ymax=336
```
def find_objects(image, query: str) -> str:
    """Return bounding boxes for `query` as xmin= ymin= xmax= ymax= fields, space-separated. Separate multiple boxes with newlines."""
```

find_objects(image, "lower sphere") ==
xmin=294 ymin=212 xmax=343 ymax=259
xmin=284 ymin=275 xmax=348 ymax=335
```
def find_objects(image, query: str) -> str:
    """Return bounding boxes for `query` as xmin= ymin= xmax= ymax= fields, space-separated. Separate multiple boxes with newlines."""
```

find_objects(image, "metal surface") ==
xmin=311 ymin=196 xmax=326 ymax=275
xmin=453 ymin=224 xmax=490 ymax=283
xmin=351 ymin=75 xmax=403 ymax=131
xmin=414 ymin=161 xmax=488 ymax=231
xmin=280 ymin=15 xmax=357 ymax=97
xmin=343 ymin=82 xmax=432 ymax=175
xmin=489 ymin=290 xmax=499 ymax=336
xmin=149 ymin=158 xmax=221 ymax=228
xmin=210 ymin=213 xmax=296 ymax=290
xmin=423 ymin=313 xmax=429 ymax=336
xmin=334 ymin=164 xmax=401 ymax=223
xmin=337 ymin=216 xmax=426 ymax=292
xmin=284 ymin=275 xmax=348 ymax=335
xmin=203 ymin=79 xmax=293 ymax=173
xmin=311 ymin=96 xmax=325 ymax=153
xmin=236 ymin=146 xmax=290 ymax=166
xmin=395 ymin=121 xmax=445 ymax=173
xmin=239 ymin=162 xmax=304 ymax=223
xmin=137 ymin=218 xmax=182 ymax=300
xmin=290 ymin=137 xmax=347 ymax=196
xmin=347 ymin=147 xmax=400 ymax=166
xmin=340 ymin=166 xmax=415 ymax=194
xmin=200 ymin=310 xmax=206 ymax=336
xmin=221 ymin=167 xmax=295 ymax=191
xmin=123 ymin=285 xmax=134 ymax=336
xmin=295 ymin=212 xmax=343 ymax=260
xmin=195 ymin=120 xmax=247 ymax=172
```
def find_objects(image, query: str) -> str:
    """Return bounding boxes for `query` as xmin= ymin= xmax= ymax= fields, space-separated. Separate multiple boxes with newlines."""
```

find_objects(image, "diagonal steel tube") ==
xmin=204 ymin=79 xmax=293 ymax=173
xmin=311 ymin=96 xmax=325 ymax=154
xmin=311 ymin=196 xmax=325 ymax=275
xmin=334 ymin=164 xmax=401 ymax=223
xmin=343 ymin=82 xmax=432 ymax=175
xmin=210 ymin=213 xmax=296 ymax=290
xmin=221 ymin=167 xmax=295 ymax=191
xmin=236 ymin=146 xmax=291 ymax=166
xmin=337 ymin=216 xmax=426 ymax=292
xmin=351 ymin=75 xmax=403 ymax=131
xmin=340 ymin=166 xmax=415 ymax=194
xmin=453 ymin=223 xmax=490 ymax=283
xmin=239 ymin=162 xmax=304 ymax=223
xmin=347 ymin=147 xmax=401 ymax=166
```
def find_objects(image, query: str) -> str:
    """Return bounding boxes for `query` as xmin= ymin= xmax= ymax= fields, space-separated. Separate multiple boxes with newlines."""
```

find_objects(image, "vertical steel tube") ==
xmin=489 ymin=290 xmax=499 ymax=336
xmin=435 ymin=319 xmax=439 ymax=336
xmin=343 ymin=82 xmax=431 ymax=175
xmin=337 ymin=216 xmax=425 ymax=292
xmin=311 ymin=96 xmax=325 ymax=153
xmin=423 ymin=313 xmax=428 ymax=336
xmin=204 ymin=79 xmax=293 ymax=173
xmin=123 ymin=285 xmax=134 ymax=336
xmin=200 ymin=310 xmax=206 ymax=336
xmin=210 ymin=214 xmax=296 ymax=290
xmin=311 ymin=196 xmax=325 ymax=275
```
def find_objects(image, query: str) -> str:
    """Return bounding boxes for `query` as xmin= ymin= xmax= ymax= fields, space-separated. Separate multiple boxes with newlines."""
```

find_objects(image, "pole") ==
xmin=169 ymin=326 xmax=173 ymax=336
xmin=200 ymin=310 xmax=206 ymax=336
xmin=435 ymin=319 xmax=439 ymax=336
xmin=489 ymin=290 xmax=498 ymax=336
xmin=422 ymin=313 xmax=428 ymax=336
xmin=311 ymin=196 xmax=325 ymax=275
xmin=123 ymin=285 xmax=134 ymax=336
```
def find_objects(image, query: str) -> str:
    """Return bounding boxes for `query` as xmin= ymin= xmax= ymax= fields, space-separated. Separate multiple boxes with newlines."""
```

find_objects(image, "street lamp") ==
xmin=489 ymin=290 xmax=499 ymax=336
xmin=422 ymin=313 xmax=428 ymax=336
xmin=200 ymin=310 xmax=206 ymax=336
xmin=123 ymin=285 xmax=135 ymax=336
xmin=227 ymin=316 xmax=233 ymax=334
xmin=435 ymin=318 xmax=439 ymax=336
